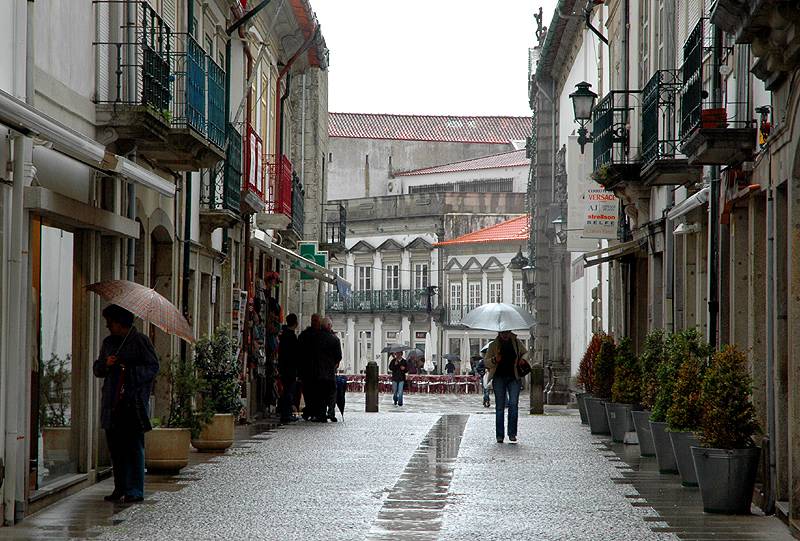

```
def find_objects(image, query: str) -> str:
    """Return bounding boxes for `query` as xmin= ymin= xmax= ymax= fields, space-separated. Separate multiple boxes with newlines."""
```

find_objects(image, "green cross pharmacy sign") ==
xmin=295 ymin=242 xmax=328 ymax=280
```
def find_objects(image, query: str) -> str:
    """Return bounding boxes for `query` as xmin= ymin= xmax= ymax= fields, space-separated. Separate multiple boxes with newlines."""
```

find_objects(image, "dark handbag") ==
xmin=517 ymin=359 xmax=532 ymax=378
xmin=112 ymin=394 xmax=152 ymax=433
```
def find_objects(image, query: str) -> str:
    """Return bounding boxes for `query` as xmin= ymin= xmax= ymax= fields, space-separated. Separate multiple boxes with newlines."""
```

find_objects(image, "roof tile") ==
xmin=435 ymin=215 xmax=530 ymax=247
xmin=398 ymin=149 xmax=529 ymax=176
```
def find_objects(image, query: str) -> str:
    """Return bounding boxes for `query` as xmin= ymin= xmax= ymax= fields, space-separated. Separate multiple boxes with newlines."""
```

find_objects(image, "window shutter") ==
xmin=162 ymin=0 xmax=178 ymax=33
xmin=95 ymin=0 xmax=110 ymax=102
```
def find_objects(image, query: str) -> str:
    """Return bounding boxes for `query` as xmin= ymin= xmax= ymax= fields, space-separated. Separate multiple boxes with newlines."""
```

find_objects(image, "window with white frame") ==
xmin=414 ymin=263 xmax=429 ymax=289
xmin=449 ymin=282 xmax=462 ymax=309
xmin=357 ymin=266 xmax=372 ymax=291
xmin=328 ymin=266 xmax=344 ymax=292
xmin=488 ymin=281 xmax=502 ymax=303
xmin=514 ymin=280 xmax=524 ymax=306
xmin=468 ymin=282 xmax=482 ymax=311
xmin=384 ymin=264 xmax=400 ymax=291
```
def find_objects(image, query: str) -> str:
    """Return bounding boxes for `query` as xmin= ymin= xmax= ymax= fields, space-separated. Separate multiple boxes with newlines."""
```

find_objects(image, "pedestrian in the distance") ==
xmin=93 ymin=304 xmax=159 ymax=503
xmin=445 ymin=359 xmax=456 ymax=375
xmin=298 ymin=314 xmax=322 ymax=421
xmin=389 ymin=351 xmax=408 ymax=406
xmin=484 ymin=330 xmax=528 ymax=444
xmin=277 ymin=313 xmax=299 ymax=425
xmin=474 ymin=355 xmax=490 ymax=408
xmin=320 ymin=317 xmax=342 ymax=422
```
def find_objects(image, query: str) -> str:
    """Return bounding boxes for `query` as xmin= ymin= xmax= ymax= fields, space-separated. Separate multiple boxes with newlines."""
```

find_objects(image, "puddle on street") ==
xmin=366 ymin=415 xmax=468 ymax=540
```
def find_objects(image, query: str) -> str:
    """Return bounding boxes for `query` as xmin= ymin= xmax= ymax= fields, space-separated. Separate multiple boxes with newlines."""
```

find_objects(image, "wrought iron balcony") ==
xmin=325 ymin=289 xmax=430 ymax=313
xmin=591 ymin=90 xmax=642 ymax=189
xmin=200 ymin=123 xmax=241 ymax=217
xmin=679 ymin=19 xmax=756 ymax=165
xmin=290 ymin=173 xmax=304 ymax=238
xmin=320 ymin=203 xmax=346 ymax=253
xmin=641 ymin=70 xmax=702 ymax=186
xmin=256 ymin=154 xmax=293 ymax=230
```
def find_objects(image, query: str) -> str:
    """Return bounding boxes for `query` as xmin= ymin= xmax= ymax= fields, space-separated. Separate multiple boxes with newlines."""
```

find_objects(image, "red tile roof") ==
xmin=397 ymin=149 xmax=529 ymax=176
xmin=435 ymin=215 xmax=530 ymax=247
xmin=329 ymin=113 xmax=531 ymax=144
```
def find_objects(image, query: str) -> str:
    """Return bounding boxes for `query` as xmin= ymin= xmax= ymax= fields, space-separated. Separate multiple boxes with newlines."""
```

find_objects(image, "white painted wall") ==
xmin=399 ymin=163 xmax=529 ymax=194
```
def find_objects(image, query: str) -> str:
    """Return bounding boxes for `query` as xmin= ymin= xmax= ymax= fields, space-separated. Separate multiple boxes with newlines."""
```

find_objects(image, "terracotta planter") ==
xmin=669 ymin=430 xmax=700 ymax=487
xmin=585 ymin=397 xmax=610 ymax=435
xmin=145 ymin=428 xmax=191 ymax=473
xmin=605 ymin=402 xmax=635 ymax=444
xmin=576 ymin=393 xmax=590 ymax=425
xmin=692 ymin=446 xmax=760 ymax=514
xmin=191 ymin=414 xmax=234 ymax=452
xmin=631 ymin=411 xmax=655 ymax=457
xmin=42 ymin=426 xmax=71 ymax=463
xmin=650 ymin=420 xmax=678 ymax=474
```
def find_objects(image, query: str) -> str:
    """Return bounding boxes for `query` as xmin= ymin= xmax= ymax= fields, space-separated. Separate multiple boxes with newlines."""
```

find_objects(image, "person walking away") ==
xmin=320 ymin=317 xmax=342 ymax=421
xmin=93 ymin=304 xmax=159 ymax=503
xmin=277 ymin=313 xmax=300 ymax=424
xmin=389 ymin=352 xmax=408 ymax=406
xmin=298 ymin=314 xmax=322 ymax=421
xmin=485 ymin=331 xmax=527 ymax=443
xmin=474 ymin=356 xmax=490 ymax=407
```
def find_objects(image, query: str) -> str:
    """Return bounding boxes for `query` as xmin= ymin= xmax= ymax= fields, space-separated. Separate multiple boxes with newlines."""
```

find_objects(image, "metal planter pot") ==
xmin=631 ymin=410 xmax=655 ymax=457
xmin=605 ymin=402 xmax=635 ymax=443
xmin=669 ymin=430 xmax=701 ymax=487
xmin=576 ymin=393 xmax=590 ymax=425
xmin=650 ymin=420 xmax=678 ymax=474
xmin=585 ymin=397 xmax=610 ymax=435
xmin=691 ymin=446 xmax=760 ymax=514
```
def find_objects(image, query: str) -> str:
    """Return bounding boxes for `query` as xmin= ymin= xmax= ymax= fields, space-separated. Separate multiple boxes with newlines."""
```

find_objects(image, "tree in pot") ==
xmin=585 ymin=333 xmax=615 ymax=435
xmin=693 ymin=345 xmax=760 ymax=514
xmin=40 ymin=354 xmax=71 ymax=466
xmin=576 ymin=333 xmax=603 ymax=425
xmin=192 ymin=328 xmax=243 ymax=452
xmin=634 ymin=330 xmax=666 ymax=457
xmin=607 ymin=338 xmax=639 ymax=443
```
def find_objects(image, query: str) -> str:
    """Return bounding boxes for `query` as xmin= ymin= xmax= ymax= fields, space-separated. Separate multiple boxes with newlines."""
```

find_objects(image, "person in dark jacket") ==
xmin=92 ymin=304 xmax=159 ymax=503
xmin=298 ymin=314 xmax=322 ymax=421
xmin=277 ymin=313 xmax=299 ymax=424
xmin=389 ymin=352 xmax=408 ymax=406
xmin=474 ymin=356 xmax=490 ymax=408
xmin=320 ymin=317 xmax=342 ymax=421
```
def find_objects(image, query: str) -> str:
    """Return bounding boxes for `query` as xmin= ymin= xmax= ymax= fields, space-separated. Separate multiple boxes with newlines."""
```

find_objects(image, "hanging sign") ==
xmin=582 ymin=189 xmax=619 ymax=239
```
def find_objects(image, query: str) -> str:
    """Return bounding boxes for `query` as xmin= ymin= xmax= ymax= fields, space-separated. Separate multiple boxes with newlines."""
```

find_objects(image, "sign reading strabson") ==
xmin=582 ymin=189 xmax=619 ymax=239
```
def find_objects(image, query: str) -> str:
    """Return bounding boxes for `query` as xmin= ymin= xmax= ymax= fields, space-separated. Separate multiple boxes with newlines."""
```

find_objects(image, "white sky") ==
xmin=312 ymin=0 xmax=558 ymax=117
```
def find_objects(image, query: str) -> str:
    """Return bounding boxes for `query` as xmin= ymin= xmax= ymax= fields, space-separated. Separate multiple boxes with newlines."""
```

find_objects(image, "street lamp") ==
xmin=509 ymin=248 xmax=529 ymax=270
xmin=552 ymin=215 xmax=567 ymax=244
xmin=522 ymin=263 xmax=536 ymax=285
xmin=569 ymin=81 xmax=597 ymax=154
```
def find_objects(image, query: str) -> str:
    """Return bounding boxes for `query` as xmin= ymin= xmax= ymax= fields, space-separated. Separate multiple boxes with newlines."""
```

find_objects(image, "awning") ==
xmin=258 ymin=236 xmax=351 ymax=288
xmin=667 ymin=186 xmax=709 ymax=221
xmin=583 ymin=239 xmax=641 ymax=268
xmin=0 ymin=89 xmax=175 ymax=197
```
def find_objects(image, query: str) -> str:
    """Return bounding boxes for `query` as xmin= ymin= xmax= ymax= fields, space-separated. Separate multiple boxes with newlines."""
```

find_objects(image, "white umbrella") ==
xmin=461 ymin=302 xmax=535 ymax=332
xmin=423 ymin=332 xmax=435 ymax=372
xmin=359 ymin=332 xmax=367 ymax=372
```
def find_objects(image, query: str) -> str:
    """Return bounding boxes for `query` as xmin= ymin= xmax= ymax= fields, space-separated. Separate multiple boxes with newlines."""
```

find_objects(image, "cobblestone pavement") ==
xmin=0 ymin=393 xmax=792 ymax=540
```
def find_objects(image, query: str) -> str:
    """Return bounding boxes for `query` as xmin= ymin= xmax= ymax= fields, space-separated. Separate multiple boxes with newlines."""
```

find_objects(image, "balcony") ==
xmin=641 ymin=70 xmax=702 ymax=186
xmin=95 ymin=4 xmax=226 ymax=170
xmin=325 ymin=289 xmax=430 ymax=313
xmin=679 ymin=19 xmax=756 ymax=166
xmin=591 ymin=90 xmax=642 ymax=190
xmin=320 ymin=203 xmax=346 ymax=253
xmin=256 ymin=154 xmax=293 ymax=231
xmin=241 ymin=125 xmax=266 ymax=214
xmin=199 ymin=123 xmax=241 ymax=230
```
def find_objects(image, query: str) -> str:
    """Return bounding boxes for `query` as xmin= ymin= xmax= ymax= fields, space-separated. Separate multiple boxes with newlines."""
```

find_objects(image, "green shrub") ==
xmin=639 ymin=330 xmax=666 ymax=410
xmin=666 ymin=355 xmax=706 ymax=432
xmin=194 ymin=327 xmax=243 ymax=417
xmin=651 ymin=329 xmax=709 ymax=422
xmin=593 ymin=334 xmax=617 ymax=399
xmin=577 ymin=333 xmax=605 ymax=394
xmin=698 ymin=345 xmax=759 ymax=449
xmin=611 ymin=338 xmax=641 ymax=404
xmin=160 ymin=355 xmax=211 ymax=439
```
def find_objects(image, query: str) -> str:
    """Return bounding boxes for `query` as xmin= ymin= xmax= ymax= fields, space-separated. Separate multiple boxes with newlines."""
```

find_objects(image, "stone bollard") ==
xmin=529 ymin=365 xmax=544 ymax=414
xmin=365 ymin=361 xmax=379 ymax=412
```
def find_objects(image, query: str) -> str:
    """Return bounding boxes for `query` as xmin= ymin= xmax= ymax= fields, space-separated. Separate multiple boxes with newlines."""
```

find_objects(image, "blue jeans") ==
xmin=392 ymin=380 xmax=405 ymax=406
xmin=493 ymin=376 xmax=521 ymax=439
xmin=106 ymin=428 xmax=145 ymax=498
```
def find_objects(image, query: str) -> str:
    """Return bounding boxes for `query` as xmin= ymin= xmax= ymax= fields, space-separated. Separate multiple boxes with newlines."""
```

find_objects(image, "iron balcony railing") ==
xmin=641 ymin=70 xmax=683 ymax=167
xmin=265 ymin=154 xmax=293 ymax=218
xmin=446 ymin=305 xmax=464 ymax=325
xmin=325 ymin=289 xmax=429 ymax=313
xmin=592 ymin=90 xmax=642 ymax=173
xmin=206 ymin=55 xmax=225 ymax=149
xmin=202 ymin=123 xmax=241 ymax=212
xmin=290 ymin=173 xmax=304 ymax=236
xmin=171 ymin=33 xmax=207 ymax=137
xmin=322 ymin=203 xmax=346 ymax=248
xmin=680 ymin=19 xmax=707 ymax=139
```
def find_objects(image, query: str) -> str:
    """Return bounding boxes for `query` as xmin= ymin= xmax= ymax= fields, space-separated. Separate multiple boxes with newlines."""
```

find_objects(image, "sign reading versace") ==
xmin=582 ymin=189 xmax=619 ymax=239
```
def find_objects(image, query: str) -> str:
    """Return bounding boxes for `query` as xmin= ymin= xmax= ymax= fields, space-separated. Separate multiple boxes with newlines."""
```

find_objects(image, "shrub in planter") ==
xmin=651 ymin=329 xmax=706 ymax=422
xmin=639 ymin=330 xmax=665 ymax=411
xmin=693 ymin=346 xmax=761 ymax=513
xmin=611 ymin=338 xmax=641 ymax=405
xmin=577 ymin=333 xmax=605 ymax=395
xmin=592 ymin=334 xmax=616 ymax=400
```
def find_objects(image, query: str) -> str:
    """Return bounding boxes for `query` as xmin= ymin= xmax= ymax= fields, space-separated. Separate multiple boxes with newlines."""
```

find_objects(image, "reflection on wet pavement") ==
xmin=366 ymin=415 xmax=468 ymax=540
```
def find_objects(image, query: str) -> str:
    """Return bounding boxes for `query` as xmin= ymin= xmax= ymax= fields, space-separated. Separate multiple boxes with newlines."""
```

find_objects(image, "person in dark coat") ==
xmin=320 ymin=317 xmax=342 ymax=422
xmin=93 ymin=304 xmax=159 ymax=503
xmin=277 ymin=313 xmax=299 ymax=424
xmin=298 ymin=314 xmax=322 ymax=421
xmin=389 ymin=352 xmax=408 ymax=406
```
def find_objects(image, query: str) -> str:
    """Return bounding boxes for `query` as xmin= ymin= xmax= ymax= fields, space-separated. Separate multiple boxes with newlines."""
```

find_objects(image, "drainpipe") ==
xmin=708 ymin=23 xmax=723 ymax=348
xmin=664 ymin=190 xmax=675 ymax=332
xmin=125 ymin=0 xmax=136 ymax=281
xmin=765 ymin=98 xmax=776 ymax=514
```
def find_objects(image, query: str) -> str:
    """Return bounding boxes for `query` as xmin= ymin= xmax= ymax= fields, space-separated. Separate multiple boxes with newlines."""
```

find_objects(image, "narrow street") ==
xmin=0 ymin=396 xmax=791 ymax=541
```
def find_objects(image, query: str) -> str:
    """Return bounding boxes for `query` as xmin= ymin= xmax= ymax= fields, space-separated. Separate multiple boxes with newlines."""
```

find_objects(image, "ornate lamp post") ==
xmin=569 ymin=81 xmax=597 ymax=153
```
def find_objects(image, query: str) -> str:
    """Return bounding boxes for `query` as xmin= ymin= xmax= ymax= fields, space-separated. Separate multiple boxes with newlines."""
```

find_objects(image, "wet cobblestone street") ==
xmin=0 ymin=393 xmax=793 ymax=540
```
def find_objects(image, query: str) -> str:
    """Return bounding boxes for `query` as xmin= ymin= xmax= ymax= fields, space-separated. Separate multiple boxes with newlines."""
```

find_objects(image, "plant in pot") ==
xmin=585 ymin=333 xmax=615 ymax=436
xmin=192 ymin=327 xmax=243 ymax=452
xmin=576 ymin=333 xmax=603 ymax=425
xmin=145 ymin=356 xmax=209 ymax=473
xmin=607 ymin=338 xmax=640 ymax=444
xmin=39 ymin=354 xmax=72 ymax=464
xmin=633 ymin=330 xmax=666 ymax=457
xmin=693 ymin=345 xmax=760 ymax=514
xmin=650 ymin=330 xmax=689 ymax=474
xmin=665 ymin=333 xmax=711 ymax=487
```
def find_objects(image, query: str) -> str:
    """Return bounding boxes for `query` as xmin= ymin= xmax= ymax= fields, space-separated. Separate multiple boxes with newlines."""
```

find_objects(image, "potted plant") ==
xmin=191 ymin=328 xmax=243 ymax=452
xmin=576 ymin=334 xmax=602 ymax=425
xmin=40 ymin=354 xmax=71 ymax=464
xmin=145 ymin=356 xmax=208 ymax=473
xmin=606 ymin=338 xmax=640 ymax=444
xmin=666 ymin=332 xmax=711 ymax=487
xmin=692 ymin=346 xmax=760 ymax=514
xmin=633 ymin=330 xmax=665 ymax=457
xmin=585 ymin=333 xmax=615 ymax=436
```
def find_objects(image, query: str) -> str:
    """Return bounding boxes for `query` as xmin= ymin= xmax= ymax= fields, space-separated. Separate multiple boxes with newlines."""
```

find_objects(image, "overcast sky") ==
xmin=312 ymin=0 xmax=558 ymax=117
